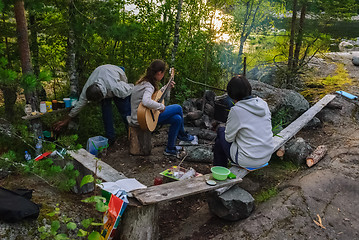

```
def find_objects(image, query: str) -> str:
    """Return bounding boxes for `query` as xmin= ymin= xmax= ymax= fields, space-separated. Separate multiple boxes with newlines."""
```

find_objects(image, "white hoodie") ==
xmin=225 ymin=97 xmax=274 ymax=168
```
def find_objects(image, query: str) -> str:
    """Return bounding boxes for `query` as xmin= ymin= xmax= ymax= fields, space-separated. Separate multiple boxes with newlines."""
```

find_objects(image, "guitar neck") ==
xmin=158 ymin=80 xmax=172 ymax=103
xmin=158 ymin=69 xmax=175 ymax=103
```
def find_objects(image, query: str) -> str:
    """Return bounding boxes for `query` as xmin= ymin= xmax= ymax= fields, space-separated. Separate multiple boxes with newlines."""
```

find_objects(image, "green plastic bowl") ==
xmin=211 ymin=166 xmax=230 ymax=180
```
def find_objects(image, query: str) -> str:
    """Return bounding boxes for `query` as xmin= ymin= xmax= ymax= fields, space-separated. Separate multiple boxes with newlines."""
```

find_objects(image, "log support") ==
xmin=118 ymin=204 xmax=158 ymax=240
xmin=128 ymin=126 xmax=152 ymax=156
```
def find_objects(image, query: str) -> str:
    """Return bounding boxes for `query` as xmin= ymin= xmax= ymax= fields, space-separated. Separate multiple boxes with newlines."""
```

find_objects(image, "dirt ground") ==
xmin=1 ymin=52 xmax=359 ymax=239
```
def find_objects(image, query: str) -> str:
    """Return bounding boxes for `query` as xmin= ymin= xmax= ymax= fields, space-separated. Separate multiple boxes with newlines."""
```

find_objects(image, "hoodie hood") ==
xmin=235 ymin=97 xmax=267 ymax=117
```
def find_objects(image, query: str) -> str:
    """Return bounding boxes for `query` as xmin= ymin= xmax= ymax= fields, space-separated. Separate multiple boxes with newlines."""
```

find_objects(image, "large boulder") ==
xmin=352 ymin=56 xmax=359 ymax=66
xmin=339 ymin=41 xmax=354 ymax=52
xmin=247 ymin=64 xmax=277 ymax=85
xmin=249 ymin=80 xmax=310 ymax=123
xmin=284 ymin=137 xmax=313 ymax=166
xmin=185 ymin=145 xmax=213 ymax=163
xmin=208 ymin=185 xmax=255 ymax=221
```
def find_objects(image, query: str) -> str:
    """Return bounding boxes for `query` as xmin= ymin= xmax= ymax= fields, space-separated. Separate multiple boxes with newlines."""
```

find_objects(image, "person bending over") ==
xmin=128 ymin=59 xmax=194 ymax=157
xmin=213 ymin=75 xmax=274 ymax=169
xmin=54 ymin=64 xmax=133 ymax=145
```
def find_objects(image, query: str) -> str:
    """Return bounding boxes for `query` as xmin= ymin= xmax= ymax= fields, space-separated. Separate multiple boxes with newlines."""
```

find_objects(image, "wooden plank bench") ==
xmin=119 ymin=175 xmax=242 ymax=239
xmin=68 ymin=148 xmax=127 ymax=182
xmin=272 ymin=94 xmax=336 ymax=152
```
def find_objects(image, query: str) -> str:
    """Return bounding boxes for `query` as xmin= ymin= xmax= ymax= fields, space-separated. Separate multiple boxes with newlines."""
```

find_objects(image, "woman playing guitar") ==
xmin=128 ymin=59 xmax=194 ymax=157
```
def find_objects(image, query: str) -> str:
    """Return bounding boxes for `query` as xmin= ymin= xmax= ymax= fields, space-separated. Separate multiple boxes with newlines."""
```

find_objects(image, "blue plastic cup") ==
xmin=63 ymin=98 xmax=71 ymax=108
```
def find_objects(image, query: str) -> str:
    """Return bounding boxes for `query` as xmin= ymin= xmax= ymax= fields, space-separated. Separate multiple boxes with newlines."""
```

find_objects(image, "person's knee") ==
xmin=172 ymin=104 xmax=183 ymax=115
xmin=170 ymin=114 xmax=182 ymax=125
xmin=217 ymin=126 xmax=225 ymax=134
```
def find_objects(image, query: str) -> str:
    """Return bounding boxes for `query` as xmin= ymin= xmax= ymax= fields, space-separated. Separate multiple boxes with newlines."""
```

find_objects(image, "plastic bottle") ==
xmin=35 ymin=136 xmax=43 ymax=155
xmin=24 ymin=151 xmax=32 ymax=161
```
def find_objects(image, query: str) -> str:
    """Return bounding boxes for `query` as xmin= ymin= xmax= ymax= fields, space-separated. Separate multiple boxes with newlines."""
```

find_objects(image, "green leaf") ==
xmin=55 ymin=234 xmax=69 ymax=240
xmin=77 ymin=229 xmax=88 ymax=237
xmin=95 ymin=201 xmax=109 ymax=212
xmin=40 ymin=233 xmax=48 ymax=239
xmin=81 ymin=218 xmax=94 ymax=229
xmin=38 ymin=226 xmax=46 ymax=233
xmin=91 ymin=222 xmax=104 ymax=226
xmin=82 ymin=195 xmax=106 ymax=203
xmin=88 ymin=231 xmax=102 ymax=240
xmin=80 ymin=175 xmax=94 ymax=187
xmin=66 ymin=222 xmax=77 ymax=230
xmin=51 ymin=220 xmax=61 ymax=233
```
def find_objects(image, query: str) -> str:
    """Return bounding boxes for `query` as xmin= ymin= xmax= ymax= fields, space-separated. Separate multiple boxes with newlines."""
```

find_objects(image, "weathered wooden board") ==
xmin=272 ymin=94 xmax=336 ymax=152
xmin=22 ymin=108 xmax=70 ymax=120
xmin=69 ymin=148 xmax=127 ymax=182
xmin=131 ymin=174 xmax=242 ymax=205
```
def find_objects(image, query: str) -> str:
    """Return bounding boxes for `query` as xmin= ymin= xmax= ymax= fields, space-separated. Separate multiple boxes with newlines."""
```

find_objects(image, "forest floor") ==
xmin=1 ymin=52 xmax=359 ymax=239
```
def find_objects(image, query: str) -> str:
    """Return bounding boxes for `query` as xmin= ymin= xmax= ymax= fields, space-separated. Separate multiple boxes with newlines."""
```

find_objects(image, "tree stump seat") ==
xmin=128 ymin=125 xmax=152 ymax=156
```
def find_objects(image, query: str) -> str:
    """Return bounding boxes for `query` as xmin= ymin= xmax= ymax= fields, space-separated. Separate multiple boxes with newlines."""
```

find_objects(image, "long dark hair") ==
xmin=136 ymin=59 xmax=167 ymax=91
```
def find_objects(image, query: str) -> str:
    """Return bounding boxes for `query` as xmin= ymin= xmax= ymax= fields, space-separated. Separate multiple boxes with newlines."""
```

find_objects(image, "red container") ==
xmin=154 ymin=176 xmax=163 ymax=185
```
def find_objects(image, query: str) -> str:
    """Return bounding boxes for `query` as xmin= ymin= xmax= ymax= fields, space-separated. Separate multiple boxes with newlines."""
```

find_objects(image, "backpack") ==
xmin=0 ymin=187 xmax=40 ymax=223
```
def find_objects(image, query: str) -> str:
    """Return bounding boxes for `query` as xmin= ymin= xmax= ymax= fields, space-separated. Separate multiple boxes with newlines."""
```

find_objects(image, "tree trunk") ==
xmin=236 ymin=2 xmax=259 ymax=75
xmin=14 ymin=0 xmax=39 ymax=111
xmin=171 ymin=0 xmax=184 ymax=66
xmin=29 ymin=12 xmax=47 ymax=101
xmin=14 ymin=0 xmax=42 ymax=141
xmin=67 ymin=0 xmax=79 ymax=98
xmin=14 ymin=0 xmax=32 ymax=75
xmin=288 ymin=0 xmax=298 ymax=72
xmin=293 ymin=3 xmax=307 ymax=70
xmin=161 ymin=0 xmax=170 ymax=60
xmin=2 ymin=87 xmax=17 ymax=121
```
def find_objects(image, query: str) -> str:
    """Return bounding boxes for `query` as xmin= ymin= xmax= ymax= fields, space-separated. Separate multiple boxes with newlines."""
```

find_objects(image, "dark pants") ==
xmin=213 ymin=127 xmax=232 ymax=167
xmin=101 ymin=95 xmax=131 ymax=141
xmin=158 ymin=104 xmax=187 ymax=150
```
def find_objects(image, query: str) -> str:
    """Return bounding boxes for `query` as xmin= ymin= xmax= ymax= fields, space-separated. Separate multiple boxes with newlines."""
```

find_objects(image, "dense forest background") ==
xmin=0 ymin=0 xmax=358 ymax=154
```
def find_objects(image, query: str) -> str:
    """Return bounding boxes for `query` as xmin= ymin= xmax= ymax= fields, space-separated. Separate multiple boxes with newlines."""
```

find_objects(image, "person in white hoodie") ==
xmin=213 ymin=75 xmax=274 ymax=169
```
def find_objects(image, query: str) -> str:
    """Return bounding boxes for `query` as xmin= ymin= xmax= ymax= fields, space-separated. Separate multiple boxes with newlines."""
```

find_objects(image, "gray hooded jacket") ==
xmin=69 ymin=64 xmax=133 ymax=118
xmin=225 ymin=97 xmax=274 ymax=168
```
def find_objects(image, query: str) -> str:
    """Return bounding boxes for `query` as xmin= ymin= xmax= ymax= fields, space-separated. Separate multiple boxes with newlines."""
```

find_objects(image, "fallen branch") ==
xmin=306 ymin=145 xmax=328 ymax=167
xmin=313 ymin=214 xmax=326 ymax=229
xmin=276 ymin=146 xmax=285 ymax=158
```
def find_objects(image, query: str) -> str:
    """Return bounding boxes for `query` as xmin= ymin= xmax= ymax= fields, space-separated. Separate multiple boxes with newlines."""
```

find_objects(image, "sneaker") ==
xmin=179 ymin=135 xmax=198 ymax=146
xmin=163 ymin=146 xmax=183 ymax=158
xmin=177 ymin=132 xmax=194 ymax=142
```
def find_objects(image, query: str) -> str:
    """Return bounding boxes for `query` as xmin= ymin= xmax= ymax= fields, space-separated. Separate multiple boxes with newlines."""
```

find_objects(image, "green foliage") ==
xmin=38 ymin=172 xmax=105 ymax=240
xmin=301 ymin=63 xmax=352 ymax=102
xmin=254 ymin=186 xmax=279 ymax=203
xmin=271 ymin=107 xmax=290 ymax=132
xmin=0 ymin=57 xmax=17 ymax=87
xmin=55 ymin=134 xmax=82 ymax=151
xmin=25 ymin=158 xmax=80 ymax=191
xmin=0 ymin=150 xmax=18 ymax=171
xmin=82 ymin=196 xmax=108 ymax=213
xmin=38 ymin=203 xmax=103 ymax=240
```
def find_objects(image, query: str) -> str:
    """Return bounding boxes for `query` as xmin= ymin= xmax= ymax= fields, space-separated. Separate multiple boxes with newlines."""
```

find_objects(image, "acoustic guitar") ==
xmin=137 ymin=68 xmax=175 ymax=132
